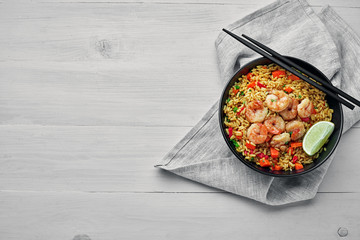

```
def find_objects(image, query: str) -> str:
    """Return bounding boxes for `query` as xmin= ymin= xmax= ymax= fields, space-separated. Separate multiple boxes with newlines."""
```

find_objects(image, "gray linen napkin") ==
xmin=155 ymin=0 xmax=360 ymax=205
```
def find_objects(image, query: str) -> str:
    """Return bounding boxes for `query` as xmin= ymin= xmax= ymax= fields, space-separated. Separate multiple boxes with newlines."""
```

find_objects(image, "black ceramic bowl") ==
xmin=219 ymin=57 xmax=343 ymax=177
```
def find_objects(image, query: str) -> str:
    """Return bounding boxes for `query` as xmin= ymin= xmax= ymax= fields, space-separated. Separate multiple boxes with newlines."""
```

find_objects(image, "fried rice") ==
xmin=223 ymin=64 xmax=333 ymax=171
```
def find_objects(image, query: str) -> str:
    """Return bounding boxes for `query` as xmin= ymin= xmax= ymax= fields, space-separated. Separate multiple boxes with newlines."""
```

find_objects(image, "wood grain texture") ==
xmin=0 ymin=191 xmax=359 ymax=240
xmin=20 ymin=0 xmax=360 ymax=8
xmin=0 ymin=0 xmax=360 ymax=239
xmin=0 ymin=125 xmax=359 ymax=193
xmin=0 ymin=2 xmax=359 ymax=127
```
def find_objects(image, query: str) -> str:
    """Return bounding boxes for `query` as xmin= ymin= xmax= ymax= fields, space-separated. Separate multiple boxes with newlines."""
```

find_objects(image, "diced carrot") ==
xmin=246 ymin=72 xmax=254 ymax=81
xmin=236 ymin=135 xmax=242 ymax=140
xmin=284 ymin=87 xmax=293 ymax=93
xmin=272 ymin=70 xmax=286 ymax=78
xmin=247 ymin=81 xmax=256 ymax=88
xmin=246 ymin=142 xmax=256 ymax=150
xmin=288 ymin=147 xmax=294 ymax=155
xmin=233 ymin=88 xmax=239 ymax=94
xmin=270 ymin=147 xmax=279 ymax=158
xmin=294 ymin=162 xmax=304 ymax=170
xmin=290 ymin=142 xmax=302 ymax=148
xmin=259 ymin=158 xmax=271 ymax=167
xmin=262 ymin=66 xmax=267 ymax=69
xmin=273 ymin=165 xmax=282 ymax=171
xmin=288 ymin=74 xmax=300 ymax=80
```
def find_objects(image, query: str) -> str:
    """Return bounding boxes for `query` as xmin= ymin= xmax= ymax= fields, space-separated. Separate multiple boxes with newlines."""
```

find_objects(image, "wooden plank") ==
xmin=0 ymin=2 xmax=359 ymax=62
xmin=0 ymin=3 xmax=359 ymax=127
xmin=19 ymin=0 xmax=360 ymax=8
xmin=0 ymin=191 xmax=359 ymax=240
xmin=0 ymin=125 xmax=212 ymax=192
xmin=0 ymin=2 xmax=227 ymax=126
xmin=319 ymin=127 xmax=360 ymax=192
xmin=0 ymin=2 xmax=358 ymax=239
xmin=0 ymin=63 xmax=221 ymax=127
xmin=1 ymin=63 xmax=359 ymax=127
xmin=0 ymin=2 xmax=243 ymax=62
xmin=0 ymin=125 xmax=359 ymax=193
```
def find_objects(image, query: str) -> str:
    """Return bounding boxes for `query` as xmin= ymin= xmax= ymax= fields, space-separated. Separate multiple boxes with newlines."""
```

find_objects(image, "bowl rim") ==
xmin=218 ymin=56 xmax=344 ymax=177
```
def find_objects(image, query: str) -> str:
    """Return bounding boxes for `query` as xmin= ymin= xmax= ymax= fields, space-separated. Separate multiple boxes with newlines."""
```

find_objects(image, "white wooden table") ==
xmin=1 ymin=0 xmax=360 ymax=239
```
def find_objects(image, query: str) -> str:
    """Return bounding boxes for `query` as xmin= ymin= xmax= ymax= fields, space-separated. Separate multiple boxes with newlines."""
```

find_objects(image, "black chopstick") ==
xmin=222 ymin=28 xmax=356 ymax=110
xmin=241 ymin=33 xmax=360 ymax=109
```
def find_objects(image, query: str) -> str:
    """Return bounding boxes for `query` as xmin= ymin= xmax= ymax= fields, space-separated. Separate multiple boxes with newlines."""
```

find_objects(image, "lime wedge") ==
xmin=303 ymin=121 xmax=335 ymax=156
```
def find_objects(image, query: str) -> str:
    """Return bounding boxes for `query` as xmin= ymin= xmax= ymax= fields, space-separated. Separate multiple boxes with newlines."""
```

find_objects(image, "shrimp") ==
xmin=286 ymin=120 xmax=306 ymax=141
xmin=297 ymin=98 xmax=314 ymax=118
xmin=264 ymin=115 xmax=285 ymax=134
xmin=245 ymin=100 xmax=268 ymax=123
xmin=279 ymin=98 xmax=299 ymax=120
xmin=247 ymin=123 xmax=268 ymax=144
xmin=270 ymin=133 xmax=290 ymax=152
xmin=265 ymin=90 xmax=291 ymax=112
xmin=265 ymin=133 xmax=273 ymax=142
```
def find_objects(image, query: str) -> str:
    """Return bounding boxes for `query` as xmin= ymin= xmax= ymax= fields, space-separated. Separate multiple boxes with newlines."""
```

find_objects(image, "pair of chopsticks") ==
xmin=222 ymin=28 xmax=360 ymax=110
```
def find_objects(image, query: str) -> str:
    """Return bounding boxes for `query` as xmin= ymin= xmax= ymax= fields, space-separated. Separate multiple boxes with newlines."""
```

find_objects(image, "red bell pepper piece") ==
xmin=236 ymin=135 xmax=242 ymax=140
xmin=272 ymin=70 xmax=286 ymax=78
xmin=273 ymin=165 xmax=282 ymax=171
xmin=301 ymin=117 xmax=310 ymax=122
xmin=288 ymin=74 xmax=300 ymax=80
xmin=246 ymin=142 xmax=256 ymax=150
xmin=257 ymin=82 xmax=267 ymax=88
xmin=228 ymin=127 xmax=233 ymax=138
xmin=294 ymin=162 xmax=303 ymax=170
xmin=284 ymin=87 xmax=293 ymax=93
xmin=290 ymin=142 xmax=302 ymax=148
xmin=247 ymin=72 xmax=254 ymax=81
xmin=247 ymin=82 xmax=256 ymax=88
xmin=259 ymin=158 xmax=271 ymax=167
xmin=288 ymin=147 xmax=294 ymax=155
xmin=237 ymin=106 xmax=245 ymax=116
xmin=270 ymin=147 xmax=279 ymax=158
